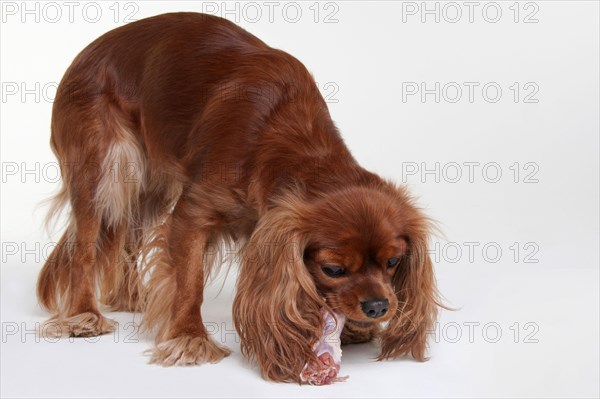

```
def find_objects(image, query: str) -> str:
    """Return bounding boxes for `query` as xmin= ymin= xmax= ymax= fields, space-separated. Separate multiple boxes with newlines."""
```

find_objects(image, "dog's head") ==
xmin=302 ymin=185 xmax=416 ymax=330
xmin=234 ymin=182 xmax=440 ymax=381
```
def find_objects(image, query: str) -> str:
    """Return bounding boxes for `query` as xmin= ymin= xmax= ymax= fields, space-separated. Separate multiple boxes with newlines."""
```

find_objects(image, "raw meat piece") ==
xmin=300 ymin=311 xmax=348 ymax=385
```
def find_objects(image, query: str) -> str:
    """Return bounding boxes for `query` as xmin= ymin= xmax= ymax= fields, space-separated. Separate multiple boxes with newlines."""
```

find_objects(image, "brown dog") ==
xmin=37 ymin=12 xmax=443 ymax=383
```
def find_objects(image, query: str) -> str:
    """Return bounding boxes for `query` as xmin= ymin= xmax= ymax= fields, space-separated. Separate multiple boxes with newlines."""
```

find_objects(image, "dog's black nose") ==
xmin=360 ymin=299 xmax=389 ymax=319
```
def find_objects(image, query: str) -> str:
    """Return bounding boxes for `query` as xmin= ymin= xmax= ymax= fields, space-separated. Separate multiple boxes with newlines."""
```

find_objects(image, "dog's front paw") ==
xmin=40 ymin=312 xmax=117 ymax=338
xmin=147 ymin=335 xmax=231 ymax=366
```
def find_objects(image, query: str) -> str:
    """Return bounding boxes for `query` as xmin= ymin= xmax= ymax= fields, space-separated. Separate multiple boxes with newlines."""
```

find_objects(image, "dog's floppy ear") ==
xmin=233 ymin=198 xmax=324 ymax=382
xmin=378 ymin=188 xmax=442 ymax=361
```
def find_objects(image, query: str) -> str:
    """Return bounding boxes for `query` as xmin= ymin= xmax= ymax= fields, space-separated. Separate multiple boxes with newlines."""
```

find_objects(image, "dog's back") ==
xmin=38 ymin=11 xmax=343 ymax=336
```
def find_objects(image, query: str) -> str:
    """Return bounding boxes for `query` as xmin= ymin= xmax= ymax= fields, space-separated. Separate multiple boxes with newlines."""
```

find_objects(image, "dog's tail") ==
xmin=139 ymin=220 xmax=175 ymax=342
xmin=37 ymin=223 xmax=76 ymax=315
xmin=37 ymin=178 xmax=75 ymax=314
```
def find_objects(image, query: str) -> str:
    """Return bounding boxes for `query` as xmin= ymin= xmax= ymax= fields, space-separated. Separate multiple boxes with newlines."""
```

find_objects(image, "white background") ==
xmin=1 ymin=1 xmax=599 ymax=398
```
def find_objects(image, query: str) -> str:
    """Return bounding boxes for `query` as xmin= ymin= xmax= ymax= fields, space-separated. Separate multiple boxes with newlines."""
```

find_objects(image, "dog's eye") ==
xmin=387 ymin=257 xmax=400 ymax=268
xmin=322 ymin=265 xmax=346 ymax=277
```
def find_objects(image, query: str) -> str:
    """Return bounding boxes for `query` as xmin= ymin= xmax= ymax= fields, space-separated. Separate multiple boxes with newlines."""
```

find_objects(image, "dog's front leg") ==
xmin=147 ymin=189 xmax=231 ymax=366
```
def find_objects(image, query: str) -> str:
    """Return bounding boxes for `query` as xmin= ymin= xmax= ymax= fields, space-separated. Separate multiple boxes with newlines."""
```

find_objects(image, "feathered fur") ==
xmin=37 ymin=12 xmax=444 ymax=383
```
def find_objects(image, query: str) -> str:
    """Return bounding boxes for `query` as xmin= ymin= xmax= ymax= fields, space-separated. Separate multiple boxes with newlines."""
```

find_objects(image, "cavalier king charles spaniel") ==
xmin=37 ymin=12 xmax=443 ymax=384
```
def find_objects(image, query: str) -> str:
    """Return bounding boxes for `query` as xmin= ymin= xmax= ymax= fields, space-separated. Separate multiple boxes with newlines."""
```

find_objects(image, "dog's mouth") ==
xmin=345 ymin=318 xmax=375 ymax=329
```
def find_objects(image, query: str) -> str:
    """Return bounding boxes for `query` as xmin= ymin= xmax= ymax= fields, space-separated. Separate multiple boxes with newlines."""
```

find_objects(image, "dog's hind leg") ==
xmin=40 ymin=157 xmax=117 ymax=337
xmin=39 ymin=75 xmax=146 ymax=336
